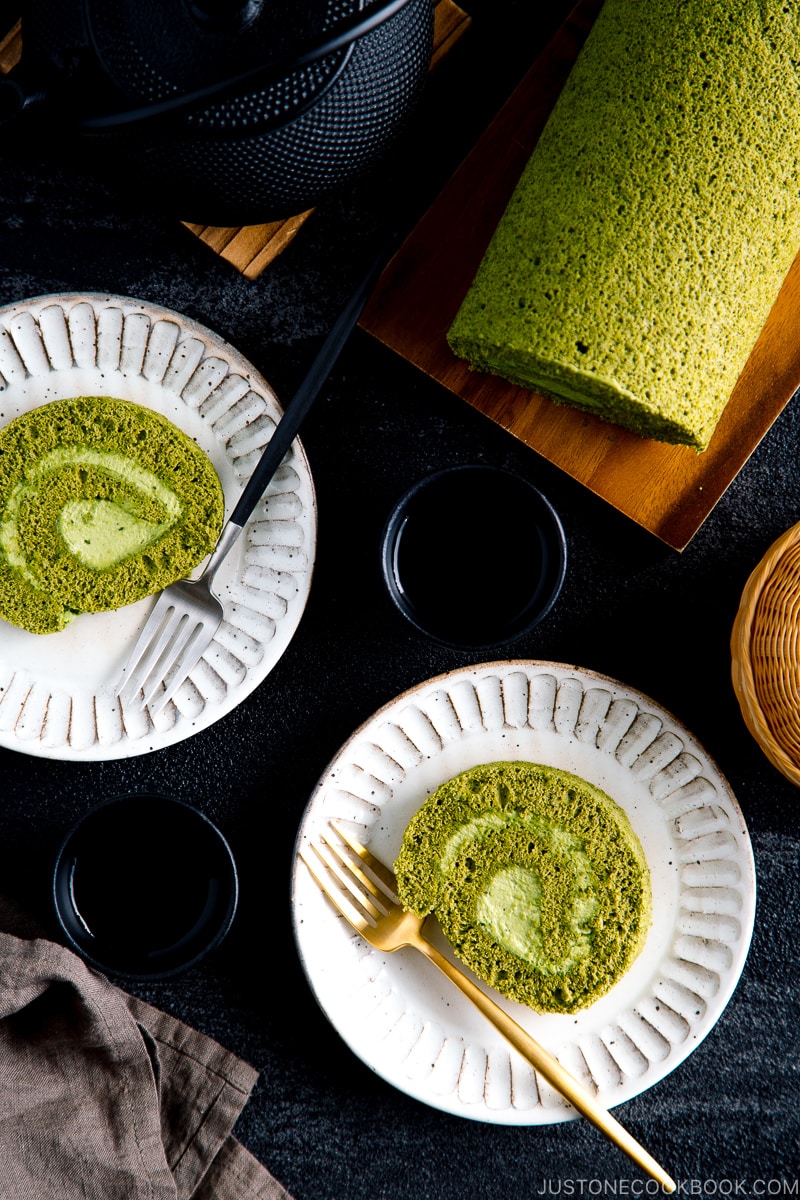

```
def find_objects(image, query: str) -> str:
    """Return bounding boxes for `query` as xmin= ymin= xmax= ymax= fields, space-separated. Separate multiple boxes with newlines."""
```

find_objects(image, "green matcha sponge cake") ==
xmin=446 ymin=0 xmax=800 ymax=451
xmin=0 ymin=396 xmax=224 ymax=634
xmin=394 ymin=761 xmax=651 ymax=1014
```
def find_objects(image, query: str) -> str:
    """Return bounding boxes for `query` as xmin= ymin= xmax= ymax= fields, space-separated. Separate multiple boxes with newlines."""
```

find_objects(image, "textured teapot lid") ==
xmin=85 ymin=0 xmax=358 ymax=95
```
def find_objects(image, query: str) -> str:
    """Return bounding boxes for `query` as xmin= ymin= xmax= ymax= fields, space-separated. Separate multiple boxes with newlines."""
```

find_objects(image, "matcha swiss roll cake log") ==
xmin=394 ymin=761 xmax=651 ymax=1014
xmin=0 ymin=396 xmax=225 ymax=634
xmin=446 ymin=0 xmax=800 ymax=452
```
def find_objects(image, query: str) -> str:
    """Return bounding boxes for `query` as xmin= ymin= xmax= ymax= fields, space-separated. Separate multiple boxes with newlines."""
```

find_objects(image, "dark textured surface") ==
xmin=1 ymin=2 xmax=799 ymax=1196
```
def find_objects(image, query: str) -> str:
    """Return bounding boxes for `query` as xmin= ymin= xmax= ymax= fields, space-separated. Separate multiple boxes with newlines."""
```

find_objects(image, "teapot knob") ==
xmin=189 ymin=0 xmax=262 ymax=30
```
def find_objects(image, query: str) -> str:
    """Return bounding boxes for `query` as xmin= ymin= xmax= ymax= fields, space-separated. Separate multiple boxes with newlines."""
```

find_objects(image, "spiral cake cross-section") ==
xmin=394 ymin=760 xmax=652 ymax=1014
xmin=0 ymin=395 xmax=224 ymax=635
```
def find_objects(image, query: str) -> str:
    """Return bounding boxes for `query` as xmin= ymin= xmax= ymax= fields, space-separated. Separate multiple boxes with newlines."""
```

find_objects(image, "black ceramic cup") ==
xmin=380 ymin=463 xmax=567 ymax=650
xmin=53 ymin=793 xmax=238 ymax=980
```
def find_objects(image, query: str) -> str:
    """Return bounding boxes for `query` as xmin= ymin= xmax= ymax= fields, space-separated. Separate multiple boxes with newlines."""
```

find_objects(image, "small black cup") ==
xmin=380 ymin=464 xmax=567 ymax=651
xmin=53 ymin=793 xmax=238 ymax=980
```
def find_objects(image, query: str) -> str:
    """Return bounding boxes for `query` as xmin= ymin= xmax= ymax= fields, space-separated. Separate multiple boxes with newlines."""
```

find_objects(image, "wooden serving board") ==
xmin=359 ymin=0 xmax=800 ymax=550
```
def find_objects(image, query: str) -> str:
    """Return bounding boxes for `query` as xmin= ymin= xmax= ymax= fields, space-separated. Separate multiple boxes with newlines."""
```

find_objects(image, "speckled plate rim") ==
xmin=0 ymin=292 xmax=317 ymax=761
xmin=291 ymin=660 xmax=756 ymax=1125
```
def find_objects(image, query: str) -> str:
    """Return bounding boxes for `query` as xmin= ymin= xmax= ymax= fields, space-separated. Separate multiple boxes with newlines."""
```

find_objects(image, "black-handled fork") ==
xmin=115 ymin=237 xmax=395 ymax=715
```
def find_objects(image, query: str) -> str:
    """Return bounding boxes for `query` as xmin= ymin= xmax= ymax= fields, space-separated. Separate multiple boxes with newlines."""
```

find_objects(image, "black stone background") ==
xmin=0 ymin=1 xmax=798 ymax=1196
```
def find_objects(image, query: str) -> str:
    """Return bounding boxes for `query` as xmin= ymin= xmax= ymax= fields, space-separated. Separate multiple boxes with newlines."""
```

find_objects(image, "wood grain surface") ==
xmin=359 ymin=0 xmax=800 ymax=550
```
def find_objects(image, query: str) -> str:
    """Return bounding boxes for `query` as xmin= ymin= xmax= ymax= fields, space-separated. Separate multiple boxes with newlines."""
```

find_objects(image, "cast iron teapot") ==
xmin=0 ymin=0 xmax=434 ymax=224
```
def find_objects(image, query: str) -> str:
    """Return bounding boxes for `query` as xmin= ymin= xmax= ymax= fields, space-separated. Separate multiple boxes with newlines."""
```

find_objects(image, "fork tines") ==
xmin=299 ymin=822 xmax=399 ymax=929
xmin=115 ymin=591 xmax=216 ymax=714
xmin=332 ymin=822 xmax=400 ymax=898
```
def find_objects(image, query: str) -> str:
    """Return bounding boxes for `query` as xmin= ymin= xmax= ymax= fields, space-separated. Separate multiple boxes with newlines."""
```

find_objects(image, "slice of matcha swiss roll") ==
xmin=0 ymin=396 xmax=224 ymax=633
xmin=395 ymin=761 xmax=651 ymax=1014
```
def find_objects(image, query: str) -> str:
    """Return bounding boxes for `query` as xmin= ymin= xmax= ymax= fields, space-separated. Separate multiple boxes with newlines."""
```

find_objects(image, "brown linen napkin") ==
xmin=0 ymin=926 xmax=292 ymax=1200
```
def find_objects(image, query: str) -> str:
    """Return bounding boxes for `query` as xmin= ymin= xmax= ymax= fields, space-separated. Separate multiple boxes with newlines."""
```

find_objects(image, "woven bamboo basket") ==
xmin=731 ymin=520 xmax=800 ymax=787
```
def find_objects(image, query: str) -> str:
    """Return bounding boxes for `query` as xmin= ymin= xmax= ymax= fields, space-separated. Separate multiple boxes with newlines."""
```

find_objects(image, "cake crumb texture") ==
xmin=394 ymin=760 xmax=652 ymax=1013
xmin=0 ymin=396 xmax=224 ymax=634
xmin=446 ymin=0 xmax=800 ymax=451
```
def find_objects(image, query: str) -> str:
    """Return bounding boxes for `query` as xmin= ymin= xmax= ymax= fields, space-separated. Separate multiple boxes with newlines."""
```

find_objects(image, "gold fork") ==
xmin=299 ymin=822 xmax=676 ymax=1193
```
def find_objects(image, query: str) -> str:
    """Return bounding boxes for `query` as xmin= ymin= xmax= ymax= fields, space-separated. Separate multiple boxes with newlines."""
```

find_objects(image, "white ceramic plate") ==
xmin=292 ymin=661 xmax=756 ymax=1125
xmin=0 ymin=293 xmax=316 ymax=760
